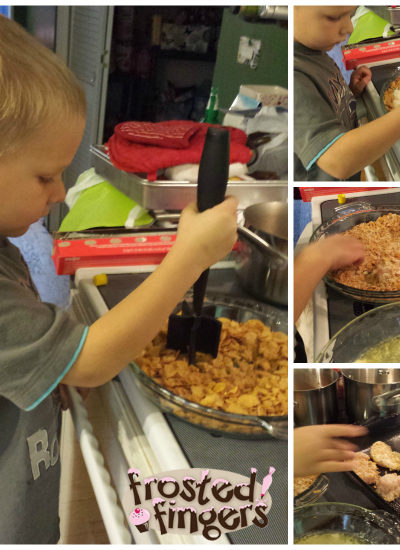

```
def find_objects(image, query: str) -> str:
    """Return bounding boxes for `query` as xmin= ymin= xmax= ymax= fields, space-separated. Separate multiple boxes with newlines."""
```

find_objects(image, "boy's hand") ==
xmin=174 ymin=196 xmax=239 ymax=272
xmin=350 ymin=65 xmax=372 ymax=97
xmin=294 ymin=234 xmax=364 ymax=322
xmin=294 ymin=424 xmax=368 ymax=477
xmin=314 ymin=234 xmax=365 ymax=272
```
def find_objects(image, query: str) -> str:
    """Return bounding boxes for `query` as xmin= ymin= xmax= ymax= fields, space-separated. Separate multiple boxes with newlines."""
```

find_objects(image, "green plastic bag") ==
xmin=60 ymin=169 xmax=153 ymax=232
xmin=348 ymin=9 xmax=394 ymax=45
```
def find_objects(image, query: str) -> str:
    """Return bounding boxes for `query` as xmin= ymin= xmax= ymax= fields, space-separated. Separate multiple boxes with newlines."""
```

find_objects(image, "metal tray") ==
xmin=90 ymin=145 xmax=287 ymax=210
xmin=347 ymin=420 xmax=400 ymax=515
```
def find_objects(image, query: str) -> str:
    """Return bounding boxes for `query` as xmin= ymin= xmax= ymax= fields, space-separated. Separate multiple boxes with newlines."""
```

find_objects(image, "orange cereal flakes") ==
xmin=383 ymin=77 xmax=400 ymax=111
xmin=331 ymin=213 xmax=400 ymax=291
xmin=135 ymin=317 xmax=288 ymax=417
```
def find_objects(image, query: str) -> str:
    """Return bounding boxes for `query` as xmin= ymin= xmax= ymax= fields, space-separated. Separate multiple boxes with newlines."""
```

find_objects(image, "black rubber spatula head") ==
xmin=167 ymin=127 xmax=230 ymax=362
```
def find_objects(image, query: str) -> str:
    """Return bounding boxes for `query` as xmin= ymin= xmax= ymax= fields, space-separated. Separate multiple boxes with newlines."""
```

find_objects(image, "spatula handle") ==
xmin=193 ymin=128 xmax=230 ymax=316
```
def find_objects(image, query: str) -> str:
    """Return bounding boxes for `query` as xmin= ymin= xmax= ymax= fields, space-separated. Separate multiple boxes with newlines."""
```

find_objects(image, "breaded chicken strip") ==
xmin=352 ymin=452 xmax=380 ymax=484
xmin=370 ymin=441 xmax=400 ymax=471
xmin=376 ymin=473 xmax=400 ymax=502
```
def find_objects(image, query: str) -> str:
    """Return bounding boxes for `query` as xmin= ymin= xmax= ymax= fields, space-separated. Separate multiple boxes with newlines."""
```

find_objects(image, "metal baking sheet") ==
xmin=346 ymin=417 xmax=400 ymax=515
xmin=90 ymin=145 xmax=287 ymax=210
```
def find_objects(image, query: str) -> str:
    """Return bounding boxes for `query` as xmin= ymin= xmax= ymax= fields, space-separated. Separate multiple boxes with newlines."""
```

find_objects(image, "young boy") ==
xmin=294 ymin=6 xmax=400 ymax=181
xmin=0 ymin=17 xmax=238 ymax=543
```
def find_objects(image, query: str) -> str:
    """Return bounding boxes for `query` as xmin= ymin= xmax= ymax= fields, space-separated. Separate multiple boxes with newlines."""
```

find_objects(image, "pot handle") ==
xmin=237 ymin=225 xmax=288 ymax=265
xmin=373 ymin=388 xmax=400 ymax=414
xmin=256 ymin=416 xmax=288 ymax=440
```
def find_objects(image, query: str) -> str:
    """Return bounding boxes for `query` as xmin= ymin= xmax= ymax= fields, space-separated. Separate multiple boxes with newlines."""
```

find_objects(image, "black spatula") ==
xmin=166 ymin=127 xmax=230 ymax=364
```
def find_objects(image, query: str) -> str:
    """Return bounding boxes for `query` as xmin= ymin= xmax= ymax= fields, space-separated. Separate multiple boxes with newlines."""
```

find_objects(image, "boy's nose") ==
xmin=343 ymin=17 xmax=353 ymax=35
xmin=50 ymin=176 xmax=67 ymax=204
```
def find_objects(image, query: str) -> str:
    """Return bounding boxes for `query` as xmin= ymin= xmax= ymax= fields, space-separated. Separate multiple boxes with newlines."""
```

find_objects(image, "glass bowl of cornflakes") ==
xmin=294 ymin=474 xmax=329 ymax=508
xmin=129 ymin=295 xmax=288 ymax=439
xmin=381 ymin=66 xmax=400 ymax=112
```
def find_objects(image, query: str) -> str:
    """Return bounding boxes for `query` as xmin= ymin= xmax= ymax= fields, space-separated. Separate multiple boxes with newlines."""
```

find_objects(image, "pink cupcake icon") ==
xmin=129 ymin=507 xmax=151 ymax=533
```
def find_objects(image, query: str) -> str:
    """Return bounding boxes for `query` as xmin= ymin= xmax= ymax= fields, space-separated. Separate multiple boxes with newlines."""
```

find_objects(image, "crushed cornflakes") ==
xmin=135 ymin=318 xmax=288 ymax=417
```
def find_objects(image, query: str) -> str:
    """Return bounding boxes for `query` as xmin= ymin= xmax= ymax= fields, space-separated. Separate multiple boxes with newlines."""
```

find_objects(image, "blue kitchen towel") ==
xmin=294 ymin=200 xmax=312 ymax=247
xmin=10 ymin=219 xmax=70 ymax=308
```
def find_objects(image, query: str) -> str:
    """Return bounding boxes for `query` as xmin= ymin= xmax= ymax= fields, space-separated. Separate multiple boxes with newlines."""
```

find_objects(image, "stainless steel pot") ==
xmin=235 ymin=202 xmax=288 ymax=306
xmin=342 ymin=368 xmax=400 ymax=422
xmin=294 ymin=369 xmax=339 ymax=426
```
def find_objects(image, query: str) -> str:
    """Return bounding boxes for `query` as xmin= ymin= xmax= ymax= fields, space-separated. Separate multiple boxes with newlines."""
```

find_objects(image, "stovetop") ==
xmin=97 ymin=268 xmax=287 ymax=314
xmin=320 ymin=191 xmax=400 ymax=338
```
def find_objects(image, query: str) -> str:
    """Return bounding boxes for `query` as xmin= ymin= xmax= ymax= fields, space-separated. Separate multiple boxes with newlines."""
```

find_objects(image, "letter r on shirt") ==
xmin=27 ymin=428 xmax=51 ymax=480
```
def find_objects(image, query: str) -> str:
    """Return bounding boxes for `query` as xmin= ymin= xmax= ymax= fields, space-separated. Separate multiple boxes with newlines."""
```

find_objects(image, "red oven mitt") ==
xmin=105 ymin=121 xmax=252 ymax=181
xmin=115 ymin=120 xmax=202 ymax=149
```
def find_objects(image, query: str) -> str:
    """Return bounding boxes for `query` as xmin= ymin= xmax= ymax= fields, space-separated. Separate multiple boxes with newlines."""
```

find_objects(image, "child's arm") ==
xmin=61 ymin=197 xmax=238 ymax=388
xmin=294 ymin=235 xmax=364 ymax=322
xmin=294 ymin=424 xmax=368 ymax=477
xmin=317 ymin=107 xmax=400 ymax=179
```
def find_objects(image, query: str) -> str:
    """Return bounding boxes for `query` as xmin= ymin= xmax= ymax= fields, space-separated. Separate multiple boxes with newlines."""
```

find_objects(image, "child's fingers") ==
xmin=183 ymin=196 xmax=238 ymax=215
xmin=319 ymin=448 xmax=356 ymax=463
xmin=217 ymin=195 xmax=239 ymax=213
xmin=323 ymin=424 xmax=368 ymax=438
xmin=321 ymin=459 xmax=357 ymax=473
xmin=330 ymin=439 xmax=360 ymax=452
xmin=359 ymin=65 xmax=372 ymax=77
xmin=182 ymin=201 xmax=198 ymax=214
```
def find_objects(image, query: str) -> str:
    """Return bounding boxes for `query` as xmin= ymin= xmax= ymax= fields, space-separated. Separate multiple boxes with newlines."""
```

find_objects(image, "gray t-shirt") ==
xmin=294 ymin=41 xmax=359 ymax=181
xmin=0 ymin=237 xmax=88 ymax=543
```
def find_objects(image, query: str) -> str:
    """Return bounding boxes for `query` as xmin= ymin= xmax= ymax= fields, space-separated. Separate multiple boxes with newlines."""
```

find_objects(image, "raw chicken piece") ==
xmin=352 ymin=452 xmax=380 ymax=484
xmin=370 ymin=441 xmax=400 ymax=471
xmin=376 ymin=473 xmax=400 ymax=502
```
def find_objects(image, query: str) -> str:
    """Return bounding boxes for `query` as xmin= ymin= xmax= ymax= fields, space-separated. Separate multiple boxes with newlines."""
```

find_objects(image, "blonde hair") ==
xmin=0 ymin=16 xmax=86 ymax=158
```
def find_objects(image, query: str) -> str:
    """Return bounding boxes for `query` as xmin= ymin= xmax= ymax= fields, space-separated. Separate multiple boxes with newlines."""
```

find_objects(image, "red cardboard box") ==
xmin=52 ymin=232 xmax=176 ymax=275
xmin=299 ymin=187 xmax=392 ymax=202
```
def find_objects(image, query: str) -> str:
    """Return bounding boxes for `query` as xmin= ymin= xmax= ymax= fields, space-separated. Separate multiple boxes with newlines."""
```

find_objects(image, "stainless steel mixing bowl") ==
xmin=235 ymin=201 xmax=288 ymax=306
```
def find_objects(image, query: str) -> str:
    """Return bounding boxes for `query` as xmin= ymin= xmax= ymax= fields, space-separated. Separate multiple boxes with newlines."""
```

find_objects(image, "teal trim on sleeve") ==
xmin=25 ymin=326 xmax=89 ymax=412
xmin=306 ymin=133 xmax=345 ymax=170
